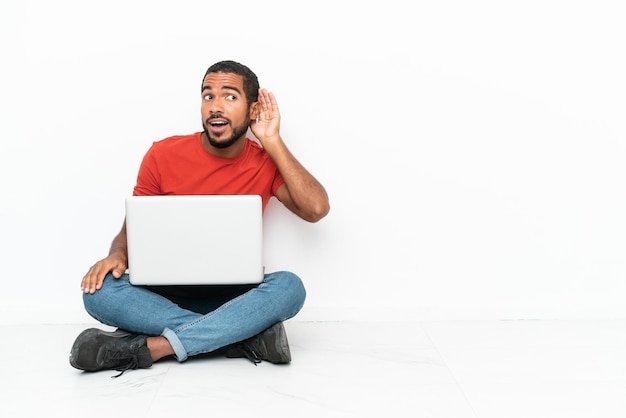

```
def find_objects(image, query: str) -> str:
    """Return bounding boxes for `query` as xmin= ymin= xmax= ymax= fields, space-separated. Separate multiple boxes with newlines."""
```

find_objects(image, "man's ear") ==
xmin=249 ymin=101 xmax=260 ymax=122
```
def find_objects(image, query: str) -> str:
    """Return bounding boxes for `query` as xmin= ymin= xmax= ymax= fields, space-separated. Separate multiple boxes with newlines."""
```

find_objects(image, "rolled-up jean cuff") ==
xmin=162 ymin=327 xmax=187 ymax=362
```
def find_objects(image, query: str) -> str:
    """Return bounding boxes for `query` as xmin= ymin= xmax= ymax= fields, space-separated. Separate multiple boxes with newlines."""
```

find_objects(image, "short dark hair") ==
xmin=202 ymin=60 xmax=259 ymax=105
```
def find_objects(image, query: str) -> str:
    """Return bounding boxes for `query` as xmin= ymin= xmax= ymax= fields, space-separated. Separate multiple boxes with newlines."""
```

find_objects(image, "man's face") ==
xmin=201 ymin=72 xmax=253 ymax=149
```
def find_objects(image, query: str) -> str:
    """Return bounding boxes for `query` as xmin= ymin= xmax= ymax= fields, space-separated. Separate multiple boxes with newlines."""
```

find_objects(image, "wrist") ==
xmin=109 ymin=246 xmax=128 ymax=261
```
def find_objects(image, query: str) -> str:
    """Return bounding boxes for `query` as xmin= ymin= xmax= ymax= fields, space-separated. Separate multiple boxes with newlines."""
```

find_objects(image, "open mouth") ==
xmin=207 ymin=118 xmax=229 ymax=133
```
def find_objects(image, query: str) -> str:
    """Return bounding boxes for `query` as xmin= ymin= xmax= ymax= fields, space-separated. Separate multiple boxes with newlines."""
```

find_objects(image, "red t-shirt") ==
xmin=133 ymin=132 xmax=284 ymax=212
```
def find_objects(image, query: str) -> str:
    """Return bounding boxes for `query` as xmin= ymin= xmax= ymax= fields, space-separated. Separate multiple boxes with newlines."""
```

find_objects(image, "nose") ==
xmin=208 ymin=97 xmax=225 ymax=114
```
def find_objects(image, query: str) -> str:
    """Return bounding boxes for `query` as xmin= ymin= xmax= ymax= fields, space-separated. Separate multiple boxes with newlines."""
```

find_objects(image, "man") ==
xmin=69 ymin=60 xmax=330 ymax=375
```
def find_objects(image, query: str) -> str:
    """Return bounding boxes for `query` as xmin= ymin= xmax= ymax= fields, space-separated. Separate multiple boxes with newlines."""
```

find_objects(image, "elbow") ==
xmin=304 ymin=200 xmax=330 ymax=223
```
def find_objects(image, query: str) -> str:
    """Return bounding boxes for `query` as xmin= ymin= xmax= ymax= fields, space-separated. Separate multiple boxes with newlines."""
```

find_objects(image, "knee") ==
xmin=270 ymin=270 xmax=306 ymax=309
xmin=288 ymin=272 xmax=307 ymax=305
xmin=82 ymin=272 xmax=125 ymax=315
xmin=82 ymin=284 xmax=105 ymax=317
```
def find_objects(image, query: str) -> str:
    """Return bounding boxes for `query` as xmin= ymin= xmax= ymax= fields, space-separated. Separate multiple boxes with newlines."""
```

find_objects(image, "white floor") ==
xmin=2 ymin=319 xmax=625 ymax=417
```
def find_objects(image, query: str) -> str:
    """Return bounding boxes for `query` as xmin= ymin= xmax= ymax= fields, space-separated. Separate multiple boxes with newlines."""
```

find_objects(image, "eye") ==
xmin=227 ymin=94 xmax=236 ymax=101
xmin=203 ymin=94 xmax=213 ymax=101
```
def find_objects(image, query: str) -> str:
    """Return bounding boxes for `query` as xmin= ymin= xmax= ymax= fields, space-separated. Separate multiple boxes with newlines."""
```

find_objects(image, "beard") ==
xmin=202 ymin=116 xmax=250 ymax=149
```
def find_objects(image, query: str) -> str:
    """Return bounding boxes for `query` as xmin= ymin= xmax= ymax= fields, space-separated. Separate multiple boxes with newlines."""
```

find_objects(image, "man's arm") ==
xmin=81 ymin=220 xmax=129 ymax=294
xmin=251 ymin=89 xmax=330 ymax=223
xmin=269 ymin=145 xmax=329 ymax=223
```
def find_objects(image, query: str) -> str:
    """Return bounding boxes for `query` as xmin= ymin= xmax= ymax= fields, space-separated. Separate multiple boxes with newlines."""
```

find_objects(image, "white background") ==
xmin=1 ymin=0 xmax=624 ymax=323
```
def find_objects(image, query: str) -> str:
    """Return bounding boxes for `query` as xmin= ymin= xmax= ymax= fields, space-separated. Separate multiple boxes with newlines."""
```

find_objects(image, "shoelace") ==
xmin=234 ymin=343 xmax=262 ymax=366
xmin=101 ymin=350 xmax=140 ymax=378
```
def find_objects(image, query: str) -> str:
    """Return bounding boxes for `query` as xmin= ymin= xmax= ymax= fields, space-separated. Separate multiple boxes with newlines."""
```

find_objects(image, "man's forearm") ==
xmin=108 ymin=222 xmax=129 ymax=263
xmin=265 ymin=138 xmax=329 ymax=221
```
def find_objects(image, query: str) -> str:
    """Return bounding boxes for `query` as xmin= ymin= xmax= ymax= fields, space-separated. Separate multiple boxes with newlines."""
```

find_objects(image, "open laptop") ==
xmin=125 ymin=194 xmax=264 ymax=285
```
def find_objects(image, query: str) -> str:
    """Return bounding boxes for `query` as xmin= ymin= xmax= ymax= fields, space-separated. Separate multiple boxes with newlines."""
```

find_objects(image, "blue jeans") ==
xmin=83 ymin=271 xmax=306 ymax=361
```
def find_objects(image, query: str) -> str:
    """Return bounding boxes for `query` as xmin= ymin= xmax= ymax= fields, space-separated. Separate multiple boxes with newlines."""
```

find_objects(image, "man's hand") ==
xmin=81 ymin=254 xmax=127 ymax=294
xmin=250 ymin=88 xmax=281 ymax=146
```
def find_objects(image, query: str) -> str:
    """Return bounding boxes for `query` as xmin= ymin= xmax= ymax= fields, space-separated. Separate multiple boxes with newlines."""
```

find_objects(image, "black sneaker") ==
xmin=69 ymin=328 xmax=153 ymax=377
xmin=225 ymin=322 xmax=292 ymax=365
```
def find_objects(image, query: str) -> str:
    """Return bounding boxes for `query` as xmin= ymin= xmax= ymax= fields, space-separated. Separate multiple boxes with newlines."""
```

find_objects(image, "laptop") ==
xmin=125 ymin=194 xmax=264 ymax=285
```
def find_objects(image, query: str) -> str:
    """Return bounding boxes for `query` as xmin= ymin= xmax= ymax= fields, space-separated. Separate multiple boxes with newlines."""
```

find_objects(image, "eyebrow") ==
xmin=201 ymin=85 xmax=242 ymax=95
